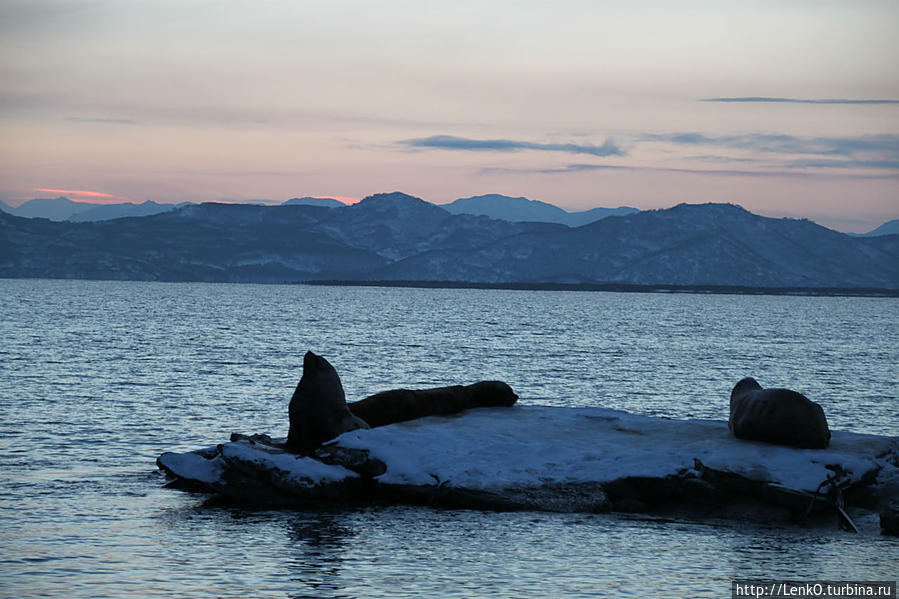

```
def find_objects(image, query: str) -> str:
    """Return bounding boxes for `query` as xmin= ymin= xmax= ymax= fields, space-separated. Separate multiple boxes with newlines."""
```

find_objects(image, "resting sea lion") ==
xmin=286 ymin=351 xmax=369 ymax=453
xmin=348 ymin=380 xmax=518 ymax=428
xmin=728 ymin=377 xmax=830 ymax=449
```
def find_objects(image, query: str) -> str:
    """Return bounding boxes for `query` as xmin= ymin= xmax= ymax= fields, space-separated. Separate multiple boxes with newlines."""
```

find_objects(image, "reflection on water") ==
xmin=286 ymin=512 xmax=356 ymax=599
xmin=0 ymin=280 xmax=897 ymax=598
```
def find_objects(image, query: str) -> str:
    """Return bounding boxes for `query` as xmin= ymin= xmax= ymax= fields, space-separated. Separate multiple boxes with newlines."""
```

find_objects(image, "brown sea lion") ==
xmin=286 ymin=351 xmax=369 ymax=453
xmin=348 ymin=380 xmax=519 ymax=428
xmin=728 ymin=377 xmax=831 ymax=449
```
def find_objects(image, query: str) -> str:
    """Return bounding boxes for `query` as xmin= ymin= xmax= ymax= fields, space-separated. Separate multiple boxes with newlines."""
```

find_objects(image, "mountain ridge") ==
xmin=0 ymin=197 xmax=188 ymax=222
xmin=69 ymin=200 xmax=187 ymax=221
xmin=2 ymin=196 xmax=104 ymax=221
xmin=1 ymin=194 xmax=896 ymax=289
xmin=857 ymin=219 xmax=899 ymax=237
xmin=441 ymin=193 xmax=638 ymax=226
xmin=5 ymin=193 xmax=895 ymax=237
xmin=282 ymin=197 xmax=346 ymax=208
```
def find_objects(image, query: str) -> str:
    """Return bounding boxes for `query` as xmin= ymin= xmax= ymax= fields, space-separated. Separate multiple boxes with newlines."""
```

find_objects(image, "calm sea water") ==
xmin=1 ymin=279 xmax=897 ymax=598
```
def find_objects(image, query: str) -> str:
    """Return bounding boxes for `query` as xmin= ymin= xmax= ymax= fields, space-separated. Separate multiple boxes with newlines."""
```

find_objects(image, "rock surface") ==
xmin=158 ymin=406 xmax=899 ymax=529
xmin=881 ymin=502 xmax=899 ymax=536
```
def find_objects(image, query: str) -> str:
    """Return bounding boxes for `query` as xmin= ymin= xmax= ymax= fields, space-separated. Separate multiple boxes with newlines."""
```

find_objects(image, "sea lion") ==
xmin=348 ymin=380 xmax=518 ymax=428
xmin=728 ymin=377 xmax=830 ymax=449
xmin=286 ymin=351 xmax=369 ymax=453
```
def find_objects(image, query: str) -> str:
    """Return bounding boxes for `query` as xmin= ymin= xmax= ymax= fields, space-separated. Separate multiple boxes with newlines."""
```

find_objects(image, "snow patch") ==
xmin=335 ymin=406 xmax=894 ymax=492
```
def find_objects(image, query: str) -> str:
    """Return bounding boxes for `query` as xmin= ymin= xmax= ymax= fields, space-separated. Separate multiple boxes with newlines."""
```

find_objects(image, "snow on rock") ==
xmin=158 ymin=446 xmax=225 ymax=484
xmin=158 ymin=406 xmax=898 ymax=519
xmin=158 ymin=438 xmax=358 ymax=496
xmin=335 ymin=406 xmax=895 ymax=493
xmin=219 ymin=441 xmax=358 ymax=485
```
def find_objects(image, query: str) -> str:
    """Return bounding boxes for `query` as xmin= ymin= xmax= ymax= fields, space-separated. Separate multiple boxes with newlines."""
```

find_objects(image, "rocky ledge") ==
xmin=158 ymin=406 xmax=899 ymax=534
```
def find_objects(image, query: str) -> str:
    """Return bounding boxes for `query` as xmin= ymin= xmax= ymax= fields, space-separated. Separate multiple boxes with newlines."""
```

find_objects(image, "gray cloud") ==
xmin=479 ymin=163 xmax=625 ymax=175
xmin=0 ymin=0 xmax=106 ymax=34
xmin=479 ymin=163 xmax=778 ymax=177
xmin=0 ymin=91 xmax=479 ymax=131
xmin=401 ymin=134 xmax=625 ymax=157
xmin=684 ymin=155 xmax=763 ymax=164
xmin=786 ymin=159 xmax=899 ymax=170
xmin=479 ymin=163 xmax=899 ymax=179
xmin=406 ymin=131 xmax=899 ymax=176
xmin=702 ymin=97 xmax=899 ymax=105
xmin=642 ymin=133 xmax=899 ymax=159
xmin=65 ymin=116 xmax=138 ymax=125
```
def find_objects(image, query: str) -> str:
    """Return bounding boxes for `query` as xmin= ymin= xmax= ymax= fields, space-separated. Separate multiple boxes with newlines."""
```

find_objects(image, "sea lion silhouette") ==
xmin=728 ymin=377 xmax=830 ymax=449
xmin=286 ymin=351 xmax=369 ymax=453
xmin=348 ymin=380 xmax=519 ymax=428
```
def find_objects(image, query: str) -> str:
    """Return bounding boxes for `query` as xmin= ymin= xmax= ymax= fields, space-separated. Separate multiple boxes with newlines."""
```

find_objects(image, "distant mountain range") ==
xmin=0 ymin=197 xmax=188 ymax=221
xmin=855 ymin=219 xmax=899 ymax=238
xmin=1 ymin=192 xmax=897 ymax=289
xmin=69 ymin=200 xmax=193 ymax=221
xmin=440 ymin=194 xmax=638 ymax=226
xmin=1 ymin=193 xmax=634 ymax=226
xmin=3 ymin=194 xmax=895 ymax=237
xmin=282 ymin=197 xmax=347 ymax=208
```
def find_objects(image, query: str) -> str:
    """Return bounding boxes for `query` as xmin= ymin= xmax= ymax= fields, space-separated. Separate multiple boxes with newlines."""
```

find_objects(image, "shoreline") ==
xmin=3 ymin=276 xmax=898 ymax=297
xmin=305 ymin=279 xmax=899 ymax=298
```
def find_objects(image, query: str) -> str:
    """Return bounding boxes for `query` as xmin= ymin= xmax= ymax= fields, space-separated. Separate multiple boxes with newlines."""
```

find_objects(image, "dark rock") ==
xmin=881 ymin=501 xmax=899 ymax=536
xmin=680 ymin=478 xmax=726 ymax=507
xmin=230 ymin=432 xmax=278 ymax=446
xmin=381 ymin=482 xmax=610 ymax=513
xmin=312 ymin=445 xmax=387 ymax=478
xmin=602 ymin=476 xmax=684 ymax=509
xmin=712 ymin=498 xmax=794 ymax=525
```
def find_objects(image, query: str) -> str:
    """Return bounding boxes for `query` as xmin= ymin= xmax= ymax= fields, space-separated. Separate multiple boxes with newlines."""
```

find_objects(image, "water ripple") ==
xmin=1 ymin=280 xmax=897 ymax=598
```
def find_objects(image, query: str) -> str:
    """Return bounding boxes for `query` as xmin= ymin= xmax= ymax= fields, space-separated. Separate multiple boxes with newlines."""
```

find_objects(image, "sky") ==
xmin=1 ymin=0 xmax=897 ymax=232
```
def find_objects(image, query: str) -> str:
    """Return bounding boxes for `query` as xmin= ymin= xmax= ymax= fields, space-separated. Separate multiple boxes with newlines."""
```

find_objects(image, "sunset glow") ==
xmin=330 ymin=196 xmax=360 ymax=205
xmin=31 ymin=188 xmax=132 ymax=204
xmin=1 ymin=1 xmax=896 ymax=232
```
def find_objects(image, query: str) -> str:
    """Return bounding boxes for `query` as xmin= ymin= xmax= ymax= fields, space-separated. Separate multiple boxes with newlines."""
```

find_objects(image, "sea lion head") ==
xmin=302 ymin=350 xmax=338 ymax=385
xmin=731 ymin=376 xmax=762 ymax=398
xmin=468 ymin=380 xmax=519 ymax=407
xmin=730 ymin=377 xmax=762 ymax=411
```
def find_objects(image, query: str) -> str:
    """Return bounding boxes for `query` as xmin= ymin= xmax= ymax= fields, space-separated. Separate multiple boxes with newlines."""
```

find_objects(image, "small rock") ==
xmin=880 ymin=501 xmax=899 ymax=536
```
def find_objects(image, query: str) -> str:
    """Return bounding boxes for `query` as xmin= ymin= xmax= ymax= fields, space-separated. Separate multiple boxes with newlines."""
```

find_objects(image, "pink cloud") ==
xmin=31 ymin=188 xmax=132 ymax=204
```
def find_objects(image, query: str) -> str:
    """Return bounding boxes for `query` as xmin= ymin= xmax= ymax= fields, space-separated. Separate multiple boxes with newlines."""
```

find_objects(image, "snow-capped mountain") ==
xmin=372 ymin=202 xmax=899 ymax=288
xmin=859 ymin=219 xmax=899 ymax=237
xmin=68 ymin=200 xmax=187 ymax=222
xmin=2 ymin=197 xmax=102 ymax=221
xmin=281 ymin=197 xmax=347 ymax=208
xmin=1 ymin=194 xmax=896 ymax=289
xmin=441 ymin=194 xmax=638 ymax=226
xmin=0 ymin=197 xmax=188 ymax=222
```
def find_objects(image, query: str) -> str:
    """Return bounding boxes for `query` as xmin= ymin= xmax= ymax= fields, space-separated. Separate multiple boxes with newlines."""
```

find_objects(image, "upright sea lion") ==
xmin=728 ymin=377 xmax=830 ymax=449
xmin=348 ymin=380 xmax=519 ymax=428
xmin=286 ymin=351 xmax=369 ymax=453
